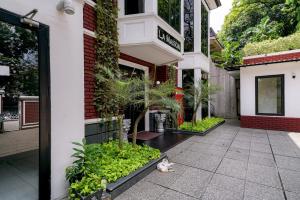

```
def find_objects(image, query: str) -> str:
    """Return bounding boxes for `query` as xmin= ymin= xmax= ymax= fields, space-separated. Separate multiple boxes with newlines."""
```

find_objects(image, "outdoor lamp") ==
xmin=57 ymin=0 xmax=75 ymax=15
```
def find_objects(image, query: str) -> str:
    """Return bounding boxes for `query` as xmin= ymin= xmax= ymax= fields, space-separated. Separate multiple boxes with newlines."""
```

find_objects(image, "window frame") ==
xmin=157 ymin=0 xmax=181 ymax=33
xmin=255 ymin=74 xmax=285 ymax=116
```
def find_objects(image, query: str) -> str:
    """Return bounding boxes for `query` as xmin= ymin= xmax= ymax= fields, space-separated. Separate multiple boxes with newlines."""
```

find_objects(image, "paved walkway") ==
xmin=115 ymin=121 xmax=300 ymax=200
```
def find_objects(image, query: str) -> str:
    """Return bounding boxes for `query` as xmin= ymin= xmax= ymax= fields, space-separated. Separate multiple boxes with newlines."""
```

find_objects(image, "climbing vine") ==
xmin=94 ymin=0 xmax=120 ymax=118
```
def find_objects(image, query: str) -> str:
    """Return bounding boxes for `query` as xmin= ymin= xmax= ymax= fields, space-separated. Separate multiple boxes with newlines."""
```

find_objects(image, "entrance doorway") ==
xmin=0 ymin=8 xmax=50 ymax=200
xmin=119 ymin=64 xmax=145 ymax=132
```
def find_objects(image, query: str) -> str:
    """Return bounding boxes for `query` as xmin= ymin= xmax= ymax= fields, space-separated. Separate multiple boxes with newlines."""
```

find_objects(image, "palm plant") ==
xmin=185 ymin=79 xmax=221 ymax=125
xmin=129 ymin=79 xmax=181 ymax=146
xmin=94 ymin=65 xmax=133 ymax=149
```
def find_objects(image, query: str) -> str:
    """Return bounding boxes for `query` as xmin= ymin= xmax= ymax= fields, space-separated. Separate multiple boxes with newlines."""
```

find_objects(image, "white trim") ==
xmin=244 ymin=49 xmax=300 ymax=60
xmin=19 ymin=96 xmax=39 ymax=100
xmin=84 ymin=28 xmax=96 ymax=38
xmin=84 ymin=0 xmax=96 ymax=8
xmin=85 ymin=117 xmax=118 ymax=125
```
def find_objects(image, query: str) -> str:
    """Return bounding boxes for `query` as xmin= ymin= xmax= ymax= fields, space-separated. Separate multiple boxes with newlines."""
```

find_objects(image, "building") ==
xmin=0 ymin=0 xmax=221 ymax=199
xmin=178 ymin=0 xmax=221 ymax=120
xmin=227 ymin=50 xmax=300 ymax=132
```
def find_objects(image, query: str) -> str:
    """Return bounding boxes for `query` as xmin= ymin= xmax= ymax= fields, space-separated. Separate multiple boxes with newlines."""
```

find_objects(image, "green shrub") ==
xmin=68 ymin=174 xmax=106 ymax=200
xmin=66 ymin=141 xmax=160 ymax=199
xmin=179 ymin=117 xmax=224 ymax=132
xmin=243 ymin=32 xmax=300 ymax=56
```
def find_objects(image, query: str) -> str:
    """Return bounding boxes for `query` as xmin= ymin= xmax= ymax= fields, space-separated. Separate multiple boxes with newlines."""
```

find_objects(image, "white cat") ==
xmin=157 ymin=159 xmax=175 ymax=172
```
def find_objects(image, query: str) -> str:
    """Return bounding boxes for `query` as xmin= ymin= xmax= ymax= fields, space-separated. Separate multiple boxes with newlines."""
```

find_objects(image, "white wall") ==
xmin=240 ymin=61 xmax=300 ymax=118
xmin=1 ymin=0 xmax=85 ymax=199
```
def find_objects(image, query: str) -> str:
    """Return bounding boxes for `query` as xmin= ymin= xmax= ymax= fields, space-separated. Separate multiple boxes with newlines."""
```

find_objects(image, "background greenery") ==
xmin=215 ymin=0 xmax=300 ymax=67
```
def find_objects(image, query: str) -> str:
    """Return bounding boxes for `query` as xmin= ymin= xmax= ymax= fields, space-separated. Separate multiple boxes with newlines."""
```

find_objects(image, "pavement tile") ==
xmin=201 ymin=185 xmax=243 ymax=200
xmin=169 ymin=168 xmax=213 ymax=198
xmin=279 ymin=168 xmax=300 ymax=194
xmin=248 ymin=151 xmax=275 ymax=167
xmin=244 ymin=181 xmax=284 ymax=200
xmin=250 ymin=142 xmax=272 ymax=153
xmin=271 ymin=145 xmax=298 ymax=157
xmin=285 ymin=191 xmax=300 ymax=200
xmin=225 ymin=147 xmax=249 ymax=162
xmin=209 ymin=173 xmax=245 ymax=193
xmin=216 ymin=158 xmax=248 ymax=179
xmin=246 ymin=164 xmax=281 ymax=188
xmin=157 ymin=189 xmax=198 ymax=200
xmin=119 ymin=181 xmax=166 ymax=200
xmin=231 ymin=140 xmax=251 ymax=150
xmin=275 ymin=155 xmax=300 ymax=172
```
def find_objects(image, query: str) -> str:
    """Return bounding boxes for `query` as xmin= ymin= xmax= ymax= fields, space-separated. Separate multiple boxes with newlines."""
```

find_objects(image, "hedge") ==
xmin=243 ymin=32 xmax=300 ymax=56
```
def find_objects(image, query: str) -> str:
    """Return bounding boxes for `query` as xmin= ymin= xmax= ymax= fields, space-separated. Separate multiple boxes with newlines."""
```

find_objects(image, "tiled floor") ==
xmin=0 ymin=150 xmax=39 ymax=200
xmin=115 ymin=120 xmax=300 ymax=200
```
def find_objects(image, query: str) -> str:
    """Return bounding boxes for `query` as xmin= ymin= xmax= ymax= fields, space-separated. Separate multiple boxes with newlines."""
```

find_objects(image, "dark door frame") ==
xmin=0 ymin=8 xmax=51 ymax=199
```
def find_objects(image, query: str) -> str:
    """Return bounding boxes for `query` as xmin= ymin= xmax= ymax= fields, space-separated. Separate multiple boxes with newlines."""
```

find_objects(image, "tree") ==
xmin=184 ymin=79 xmax=221 ymax=125
xmin=218 ymin=0 xmax=299 ymax=66
xmin=94 ymin=66 xmax=133 ymax=149
xmin=130 ymin=79 xmax=181 ymax=146
xmin=0 ymin=21 xmax=38 ymax=102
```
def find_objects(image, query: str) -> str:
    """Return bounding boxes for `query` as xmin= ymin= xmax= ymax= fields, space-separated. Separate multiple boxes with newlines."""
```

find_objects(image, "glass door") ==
xmin=0 ymin=8 xmax=50 ymax=200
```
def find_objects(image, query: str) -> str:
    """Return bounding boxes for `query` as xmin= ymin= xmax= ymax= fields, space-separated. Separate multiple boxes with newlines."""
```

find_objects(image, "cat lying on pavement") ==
xmin=157 ymin=159 xmax=175 ymax=172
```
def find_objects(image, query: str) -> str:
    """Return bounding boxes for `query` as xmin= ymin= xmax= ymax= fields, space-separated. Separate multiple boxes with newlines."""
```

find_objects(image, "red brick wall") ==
xmin=84 ymin=34 xmax=98 ymax=119
xmin=24 ymin=102 xmax=39 ymax=124
xmin=83 ymin=4 xmax=96 ymax=31
xmin=244 ymin=52 xmax=300 ymax=65
xmin=241 ymin=116 xmax=300 ymax=132
xmin=83 ymin=3 xmax=162 ymax=120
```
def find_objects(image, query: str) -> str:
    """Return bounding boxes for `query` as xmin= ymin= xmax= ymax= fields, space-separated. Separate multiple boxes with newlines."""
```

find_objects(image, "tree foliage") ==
xmin=0 ymin=21 xmax=38 ymax=101
xmin=243 ymin=31 xmax=300 ymax=56
xmin=218 ymin=0 xmax=299 ymax=66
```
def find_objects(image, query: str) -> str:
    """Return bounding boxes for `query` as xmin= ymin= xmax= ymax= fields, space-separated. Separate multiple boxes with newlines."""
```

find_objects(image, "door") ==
xmin=182 ymin=69 xmax=194 ymax=122
xmin=0 ymin=8 xmax=50 ymax=199
xmin=119 ymin=64 xmax=145 ymax=132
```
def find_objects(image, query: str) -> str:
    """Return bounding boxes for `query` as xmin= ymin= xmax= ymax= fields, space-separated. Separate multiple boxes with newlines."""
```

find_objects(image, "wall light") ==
xmin=57 ymin=0 xmax=75 ymax=15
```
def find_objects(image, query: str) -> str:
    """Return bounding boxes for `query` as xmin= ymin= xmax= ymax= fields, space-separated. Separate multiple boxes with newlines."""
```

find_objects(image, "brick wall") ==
xmin=24 ymin=101 xmax=39 ymax=124
xmin=240 ymin=116 xmax=300 ymax=132
xmin=83 ymin=4 xmax=96 ymax=31
xmin=244 ymin=51 xmax=300 ymax=65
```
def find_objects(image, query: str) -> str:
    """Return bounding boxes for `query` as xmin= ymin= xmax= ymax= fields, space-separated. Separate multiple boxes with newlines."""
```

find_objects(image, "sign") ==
xmin=157 ymin=26 xmax=181 ymax=52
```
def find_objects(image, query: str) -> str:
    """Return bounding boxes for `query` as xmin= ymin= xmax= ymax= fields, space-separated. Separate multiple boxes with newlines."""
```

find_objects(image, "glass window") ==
xmin=201 ymin=2 xmax=208 ymax=56
xmin=256 ymin=75 xmax=284 ymax=115
xmin=184 ymin=0 xmax=194 ymax=52
xmin=125 ymin=0 xmax=144 ymax=15
xmin=158 ymin=0 xmax=181 ymax=33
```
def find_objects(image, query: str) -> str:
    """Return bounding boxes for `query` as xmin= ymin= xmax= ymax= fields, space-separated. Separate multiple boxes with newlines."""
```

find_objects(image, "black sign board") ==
xmin=157 ymin=26 xmax=181 ymax=52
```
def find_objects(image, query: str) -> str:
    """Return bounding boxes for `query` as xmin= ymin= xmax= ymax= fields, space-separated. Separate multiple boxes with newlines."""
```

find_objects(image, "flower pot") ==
xmin=78 ymin=189 xmax=103 ymax=200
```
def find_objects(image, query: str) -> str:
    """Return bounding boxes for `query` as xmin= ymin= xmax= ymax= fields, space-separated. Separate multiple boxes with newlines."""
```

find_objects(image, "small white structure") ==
xmin=228 ymin=50 xmax=300 ymax=132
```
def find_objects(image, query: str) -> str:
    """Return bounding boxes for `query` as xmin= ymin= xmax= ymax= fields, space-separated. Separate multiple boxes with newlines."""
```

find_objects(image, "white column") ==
xmin=194 ymin=68 xmax=202 ymax=120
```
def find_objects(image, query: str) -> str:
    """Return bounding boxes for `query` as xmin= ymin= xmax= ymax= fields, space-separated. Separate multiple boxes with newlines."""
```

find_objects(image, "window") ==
xmin=255 ymin=75 xmax=284 ymax=116
xmin=125 ymin=0 xmax=144 ymax=15
xmin=158 ymin=0 xmax=181 ymax=33
xmin=184 ymin=0 xmax=194 ymax=52
xmin=201 ymin=2 xmax=208 ymax=56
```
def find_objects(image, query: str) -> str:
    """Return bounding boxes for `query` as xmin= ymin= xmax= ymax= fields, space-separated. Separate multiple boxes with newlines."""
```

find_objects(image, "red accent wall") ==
xmin=243 ymin=52 xmax=300 ymax=65
xmin=156 ymin=65 xmax=168 ymax=83
xmin=241 ymin=116 xmax=300 ymax=132
xmin=84 ymin=34 xmax=98 ymax=119
xmin=83 ymin=4 xmax=166 ymax=120
xmin=83 ymin=4 xmax=96 ymax=31
xmin=24 ymin=102 xmax=39 ymax=124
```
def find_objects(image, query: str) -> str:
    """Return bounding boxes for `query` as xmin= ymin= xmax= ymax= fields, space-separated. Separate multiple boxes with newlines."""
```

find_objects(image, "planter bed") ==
xmin=106 ymin=154 xmax=167 ymax=199
xmin=170 ymin=120 xmax=225 ymax=136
